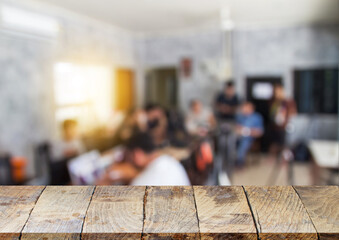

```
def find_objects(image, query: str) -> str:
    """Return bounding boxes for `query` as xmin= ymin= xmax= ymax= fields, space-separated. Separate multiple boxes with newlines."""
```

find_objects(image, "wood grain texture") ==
xmin=0 ymin=186 xmax=44 ymax=240
xmin=0 ymin=186 xmax=337 ymax=239
xmin=82 ymin=186 xmax=145 ymax=240
xmin=194 ymin=186 xmax=257 ymax=240
xmin=21 ymin=186 xmax=94 ymax=240
xmin=244 ymin=186 xmax=317 ymax=240
xmin=143 ymin=186 xmax=199 ymax=239
xmin=294 ymin=186 xmax=339 ymax=240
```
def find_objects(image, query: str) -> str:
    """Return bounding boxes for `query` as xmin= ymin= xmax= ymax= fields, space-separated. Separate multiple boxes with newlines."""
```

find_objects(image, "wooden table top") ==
xmin=0 ymin=185 xmax=338 ymax=239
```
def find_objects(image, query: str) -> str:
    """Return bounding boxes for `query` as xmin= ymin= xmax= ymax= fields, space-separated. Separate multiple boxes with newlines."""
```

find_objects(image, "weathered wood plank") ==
xmin=294 ymin=186 xmax=339 ymax=240
xmin=194 ymin=186 xmax=257 ymax=240
xmin=0 ymin=186 xmax=44 ymax=240
xmin=82 ymin=186 xmax=145 ymax=240
xmin=143 ymin=186 xmax=199 ymax=239
xmin=0 ymin=186 xmax=337 ymax=239
xmin=244 ymin=186 xmax=317 ymax=239
xmin=21 ymin=186 xmax=94 ymax=240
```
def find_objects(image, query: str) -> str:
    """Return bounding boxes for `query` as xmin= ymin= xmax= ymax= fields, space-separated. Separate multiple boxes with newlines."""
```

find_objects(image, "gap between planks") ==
xmin=242 ymin=186 xmax=260 ymax=240
xmin=18 ymin=186 xmax=46 ymax=240
xmin=293 ymin=186 xmax=320 ymax=240
xmin=141 ymin=186 xmax=148 ymax=240
xmin=80 ymin=186 xmax=96 ymax=240
xmin=192 ymin=186 xmax=202 ymax=240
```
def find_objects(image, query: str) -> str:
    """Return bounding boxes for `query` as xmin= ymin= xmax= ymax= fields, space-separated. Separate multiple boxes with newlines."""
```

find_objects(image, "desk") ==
xmin=308 ymin=140 xmax=339 ymax=185
xmin=0 ymin=186 xmax=338 ymax=239
xmin=308 ymin=140 xmax=339 ymax=169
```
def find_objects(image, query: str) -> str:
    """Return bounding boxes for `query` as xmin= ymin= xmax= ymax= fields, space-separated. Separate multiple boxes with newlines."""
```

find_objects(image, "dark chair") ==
xmin=49 ymin=157 xmax=72 ymax=185
xmin=0 ymin=153 xmax=13 ymax=185
xmin=34 ymin=142 xmax=71 ymax=185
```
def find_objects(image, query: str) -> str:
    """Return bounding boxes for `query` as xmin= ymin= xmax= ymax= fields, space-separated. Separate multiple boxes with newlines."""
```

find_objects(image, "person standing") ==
xmin=215 ymin=81 xmax=240 ymax=121
xmin=268 ymin=84 xmax=297 ymax=155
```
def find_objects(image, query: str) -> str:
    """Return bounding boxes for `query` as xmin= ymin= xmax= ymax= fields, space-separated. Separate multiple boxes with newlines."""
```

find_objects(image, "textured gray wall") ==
xmin=136 ymin=25 xmax=339 ymax=111
xmin=0 ymin=1 xmax=136 ymax=175
xmin=0 ymin=36 xmax=55 ymax=159
xmin=233 ymin=24 xmax=339 ymax=98
xmin=135 ymin=30 xmax=225 ymax=112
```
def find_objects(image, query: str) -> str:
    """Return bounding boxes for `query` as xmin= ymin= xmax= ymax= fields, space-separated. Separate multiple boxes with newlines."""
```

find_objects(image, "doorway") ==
xmin=145 ymin=68 xmax=178 ymax=109
xmin=247 ymin=76 xmax=283 ymax=151
xmin=115 ymin=68 xmax=135 ymax=111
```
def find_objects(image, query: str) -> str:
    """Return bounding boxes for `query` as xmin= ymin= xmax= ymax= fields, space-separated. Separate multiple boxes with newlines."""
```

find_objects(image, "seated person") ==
xmin=52 ymin=119 xmax=86 ymax=161
xmin=126 ymin=132 xmax=191 ymax=186
xmin=112 ymin=108 xmax=147 ymax=145
xmin=215 ymin=81 xmax=240 ymax=121
xmin=145 ymin=103 xmax=169 ymax=148
xmin=235 ymin=102 xmax=263 ymax=167
xmin=186 ymin=99 xmax=216 ymax=136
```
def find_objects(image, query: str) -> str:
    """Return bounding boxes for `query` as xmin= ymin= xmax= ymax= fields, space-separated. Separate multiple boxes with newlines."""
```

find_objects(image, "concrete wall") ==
xmin=0 ymin=0 xmax=136 ymax=175
xmin=134 ymin=30 xmax=225 ymax=112
xmin=136 ymin=24 xmax=339 ymax=111
xmin=233 ymin=24 xmax=339 ymax=98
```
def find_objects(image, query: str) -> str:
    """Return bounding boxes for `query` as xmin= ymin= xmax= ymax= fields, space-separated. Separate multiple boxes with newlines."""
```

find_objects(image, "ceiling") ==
xmin=34 ymin=0 xmax=339 ymax=33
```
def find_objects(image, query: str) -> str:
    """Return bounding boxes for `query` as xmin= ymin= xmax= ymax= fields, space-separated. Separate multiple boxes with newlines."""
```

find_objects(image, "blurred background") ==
xmin=0 ymin=0 xmax=338 ymax=186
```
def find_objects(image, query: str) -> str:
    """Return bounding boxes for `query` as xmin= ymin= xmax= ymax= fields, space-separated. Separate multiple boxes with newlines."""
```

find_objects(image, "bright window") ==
xmin=54 ymin=62 xmax=112 ymax=131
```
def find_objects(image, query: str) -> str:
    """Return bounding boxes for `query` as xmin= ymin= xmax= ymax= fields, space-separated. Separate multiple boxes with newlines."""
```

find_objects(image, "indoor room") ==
xmin=0 ymin=0 xmax=338 ymax=187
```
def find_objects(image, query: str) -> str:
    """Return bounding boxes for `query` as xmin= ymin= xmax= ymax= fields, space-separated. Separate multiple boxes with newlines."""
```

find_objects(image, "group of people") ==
xmin=54 ymin=103 xmax=192 ymax=185
xmin=53 ymin=80 xmax=296 ymax=185
xmin=186 ymin=81 xmax=296 ymax=168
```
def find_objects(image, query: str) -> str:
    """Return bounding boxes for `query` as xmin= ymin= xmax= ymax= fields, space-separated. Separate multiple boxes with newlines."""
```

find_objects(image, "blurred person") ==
xmin=186 ymin=99 xmax=216 ymax=136
xmin=126 ymin=132 xmax=190 ymax=186
xmin=235 ymin=102 xmax=264 ymax=167
xmin=52 ymin=119 xmax=85 ymax=161
xmin=215 ymin=81 xmax=240 ymax=121
xmin=145 ymin=103 xmax=169 ymax=148
xmin=268 ymin=84 xmax=297 ymax=155
xmin=166 ymin=108 xmax=190 ymax=147
xmin=112 ymin=108 xmax=147 ymax=145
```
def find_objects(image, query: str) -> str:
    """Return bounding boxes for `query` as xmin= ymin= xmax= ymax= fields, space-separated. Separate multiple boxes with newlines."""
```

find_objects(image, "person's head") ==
xmin=240 ymin=101 xmax=255 ymax=116
xmin=144 ymin=103 xmax=167 ymax=130
xmin=125 ymin=132 xmax=157 ymax=168
xmin=273 ymin=83 xmax=285 ymax=100
xmin=190 ymin=99 xmax=202 ymax=114
xmin=224 ymin=81 xmax=235 ymax=97
xmin=124 ymin=108 xmax=147 ymax=129
xmin=62 ymin=119 xmax=79 ymax=141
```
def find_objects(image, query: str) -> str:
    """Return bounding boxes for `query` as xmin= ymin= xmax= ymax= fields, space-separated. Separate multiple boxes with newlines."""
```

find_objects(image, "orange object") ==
xmin=196 ymin=142 xmax=213 ymax=172
xmin=11 ymin=157 xmax=27 ymax=183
